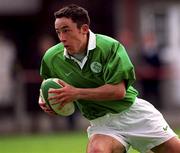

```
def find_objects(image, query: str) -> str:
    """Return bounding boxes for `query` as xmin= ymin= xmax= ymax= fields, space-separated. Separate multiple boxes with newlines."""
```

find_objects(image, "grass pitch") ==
xmin=0 ymin=130 xmax=179 ymax=153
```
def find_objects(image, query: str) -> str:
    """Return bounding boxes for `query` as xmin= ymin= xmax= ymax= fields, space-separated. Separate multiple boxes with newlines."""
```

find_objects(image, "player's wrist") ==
xmin=74 ymin=88 xmax=82 ymax=100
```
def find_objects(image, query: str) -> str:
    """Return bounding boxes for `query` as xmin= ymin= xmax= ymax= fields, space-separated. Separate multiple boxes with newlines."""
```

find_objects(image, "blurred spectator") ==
xmin=23 ymin=34 xmax=56 ymax=132
xmin=137 ymin=32 xmax=164 ymax=110
xmin=0 ymin=32 xmax=16 ymax=115
xmin=117 ymin=28 xmax=141 ymax=91
xmin=38 ymin=34 xmax=57 ymax=56
xmin=24 ymin=34 xmax=78 ymax=131
xmin=117 ymin=28 xmax=140 ymax=65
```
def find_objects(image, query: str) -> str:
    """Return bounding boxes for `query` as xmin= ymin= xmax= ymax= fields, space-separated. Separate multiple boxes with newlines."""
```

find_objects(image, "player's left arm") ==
xmin=74 ymin=81 xmax=126 ymax=101
xmin=48 ymin=79 xmax=126 ymax=106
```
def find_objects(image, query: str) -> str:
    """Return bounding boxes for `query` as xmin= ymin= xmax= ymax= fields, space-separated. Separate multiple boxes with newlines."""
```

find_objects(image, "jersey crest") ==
xmin=90 ymin=62 xmax=102 ymax=73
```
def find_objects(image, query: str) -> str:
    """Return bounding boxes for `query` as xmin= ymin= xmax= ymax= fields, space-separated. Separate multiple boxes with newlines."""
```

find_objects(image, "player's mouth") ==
xmin=64 ymin=45 xmax=70 ymax=49
xmin=64 ymin=45 xmax=74 ymax=53
xmin=64 ymin=45 xmax=77 ymax=54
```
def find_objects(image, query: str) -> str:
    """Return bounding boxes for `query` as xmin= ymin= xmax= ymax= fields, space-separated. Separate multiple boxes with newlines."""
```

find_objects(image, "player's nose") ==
xmin=59 ymin=33 xmax=67 ymax=43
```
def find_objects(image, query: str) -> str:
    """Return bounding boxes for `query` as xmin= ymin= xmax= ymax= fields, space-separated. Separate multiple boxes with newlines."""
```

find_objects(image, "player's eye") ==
xmin=56 ymin=31 xmax=60 ymax=35
xmin=62 ymin=29 xmax=70 ymax=33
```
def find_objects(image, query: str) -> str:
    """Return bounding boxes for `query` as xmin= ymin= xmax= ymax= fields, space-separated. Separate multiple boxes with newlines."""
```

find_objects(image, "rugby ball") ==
xmin=40 ymin=78 xmax=75 ymax=116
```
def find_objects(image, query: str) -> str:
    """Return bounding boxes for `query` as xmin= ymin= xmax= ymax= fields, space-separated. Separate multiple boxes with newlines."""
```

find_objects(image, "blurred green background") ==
xmin=0 ymin=130 xmax=179 ymax=153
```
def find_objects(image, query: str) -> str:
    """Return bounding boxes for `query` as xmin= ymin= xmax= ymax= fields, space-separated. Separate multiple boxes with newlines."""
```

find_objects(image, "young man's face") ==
xmin=55 ymin=17 xmax=89 ymax=55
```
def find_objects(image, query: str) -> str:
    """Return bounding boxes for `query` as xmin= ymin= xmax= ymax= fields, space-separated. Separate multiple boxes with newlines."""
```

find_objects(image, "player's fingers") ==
xmin=48 ymin=93 xmax=60 ymax=100
xmin=48 ymin=88 xmax=62 ymax=94
xmin=48 ymin=92 xmax=65 ymax=102
xmin=39 ymin=99 xmax=52 ymax=112
xmin=44 ymin=107 xmax=51 ymax=112
xmin=39 ymin=100 xmax=47 ymax=110
xmin=45 ymin=109 xmax=56 ymax=115
xmin=58 ymin=79 xmax=67 ymax=87
xmin=57 ymin=104 xmax=63 ymax=110
xmin=39 ymin=100 xmax=49 ymax=108
xmin=57 ymin=102 xmax=66 ymax=110
xmin=42 ymin=105 xmax=56 ymax=115
xmin=39 ymin=102 xmax=46 ymax=107
xmin=40 ymin=105 xmax=48 ymax=111
xmin=50 ymin=98 xmax=63 ymax=105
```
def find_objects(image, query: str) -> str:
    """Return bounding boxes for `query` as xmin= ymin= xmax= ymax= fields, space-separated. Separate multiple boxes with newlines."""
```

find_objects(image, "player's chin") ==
xmin=66 ymin=49 xmax=79 ymax=55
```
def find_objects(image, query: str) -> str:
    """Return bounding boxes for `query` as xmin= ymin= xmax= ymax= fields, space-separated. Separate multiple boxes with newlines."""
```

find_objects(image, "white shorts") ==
xmin=87 ymin=98 xmax=177 ymax=153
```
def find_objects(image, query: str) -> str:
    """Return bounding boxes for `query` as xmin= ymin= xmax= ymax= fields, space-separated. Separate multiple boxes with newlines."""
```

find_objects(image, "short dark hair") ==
xmin=54 ymin=4 xmax=90 ymax=28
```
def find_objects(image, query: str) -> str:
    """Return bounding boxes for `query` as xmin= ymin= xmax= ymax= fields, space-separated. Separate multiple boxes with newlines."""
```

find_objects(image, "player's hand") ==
xmin=48 ymin=80 xmax=78 ymax=108
xmin=38 ymin=96 xmax=56 ymax=115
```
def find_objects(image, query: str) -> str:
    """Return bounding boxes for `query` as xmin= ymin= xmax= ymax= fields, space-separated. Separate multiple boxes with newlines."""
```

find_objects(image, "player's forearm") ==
xmin=76 ymin=83 xmax=126 ymax=101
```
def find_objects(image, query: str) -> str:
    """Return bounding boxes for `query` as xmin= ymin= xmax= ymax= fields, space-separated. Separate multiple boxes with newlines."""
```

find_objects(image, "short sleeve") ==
xmin=103 ymin=43 xmax=136 ymax=89
xmin=40 ymin=58 xmax=52 ymax=79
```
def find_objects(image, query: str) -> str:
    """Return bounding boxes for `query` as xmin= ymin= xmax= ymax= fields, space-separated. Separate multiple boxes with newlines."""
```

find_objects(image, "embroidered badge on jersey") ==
xmin=90 ymin=62 xmax=102 ymax=73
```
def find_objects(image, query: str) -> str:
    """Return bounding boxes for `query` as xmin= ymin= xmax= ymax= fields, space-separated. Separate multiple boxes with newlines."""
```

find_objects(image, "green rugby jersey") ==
xmin=40 ymin=31 xmax=138 ymax=120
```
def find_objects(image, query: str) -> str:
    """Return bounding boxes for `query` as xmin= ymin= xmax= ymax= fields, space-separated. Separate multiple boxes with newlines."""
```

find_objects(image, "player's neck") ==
xmin=79 ymin=32 xmax=89 ymax=54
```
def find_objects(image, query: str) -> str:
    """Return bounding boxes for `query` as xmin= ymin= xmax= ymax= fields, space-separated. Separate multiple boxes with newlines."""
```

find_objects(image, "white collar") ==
xmin=64 ymin=30 xmax=96 ymax=69
xmin=87 ymin=30 xmax=96 ymax=50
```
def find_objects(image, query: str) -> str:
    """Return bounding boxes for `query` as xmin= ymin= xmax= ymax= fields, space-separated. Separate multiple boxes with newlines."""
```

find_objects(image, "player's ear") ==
xmin=81 ymin=24 xmax=89 ymax=34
